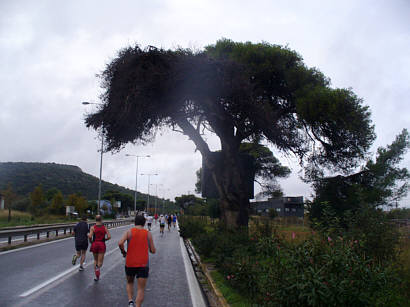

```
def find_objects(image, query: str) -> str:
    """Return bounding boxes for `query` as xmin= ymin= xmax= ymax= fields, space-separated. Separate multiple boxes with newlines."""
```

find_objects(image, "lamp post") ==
xmin=159 ymin=187 xmax=170 ymax=214
xmin=141 ymin=173 xmax=157 ymax=214
xmin=125 ymin=154 xmax=150 ymax=215
xmin=82 ymin=101 xmax=103 ymax=215
xmin=150 ymin=183 xmax=161 ymax=215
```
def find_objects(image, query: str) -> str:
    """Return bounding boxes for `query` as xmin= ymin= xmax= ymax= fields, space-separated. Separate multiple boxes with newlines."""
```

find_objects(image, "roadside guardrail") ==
xmin=0 ymin=219 xmax=133 ymax=245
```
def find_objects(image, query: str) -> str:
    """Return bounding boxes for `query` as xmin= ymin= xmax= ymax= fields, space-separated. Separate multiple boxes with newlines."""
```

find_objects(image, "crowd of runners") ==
xmin=71 ymin=212 xmax=178 ymax=306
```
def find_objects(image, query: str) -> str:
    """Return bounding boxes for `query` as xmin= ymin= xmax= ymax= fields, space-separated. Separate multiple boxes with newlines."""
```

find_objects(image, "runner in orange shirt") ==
xmin=118 ymin=215 xmax=156 ymax=307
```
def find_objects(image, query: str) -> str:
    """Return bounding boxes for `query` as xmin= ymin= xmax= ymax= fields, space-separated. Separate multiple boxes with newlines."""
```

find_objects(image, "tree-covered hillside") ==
xmin=0 ymin=162 xmax=143 ymax=200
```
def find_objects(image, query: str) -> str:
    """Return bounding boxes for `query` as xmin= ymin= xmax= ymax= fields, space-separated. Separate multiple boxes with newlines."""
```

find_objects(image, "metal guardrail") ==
xmin=0 ymin=219 xmax=133 ymax=245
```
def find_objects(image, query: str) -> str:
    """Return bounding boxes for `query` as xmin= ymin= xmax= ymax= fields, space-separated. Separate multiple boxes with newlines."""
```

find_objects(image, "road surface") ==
xmin=0 ymin=221 xmax=205 ymax=306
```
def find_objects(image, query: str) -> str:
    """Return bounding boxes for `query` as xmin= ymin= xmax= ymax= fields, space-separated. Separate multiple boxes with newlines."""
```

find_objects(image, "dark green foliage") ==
xmin=180 ymin=218 xmax=405 ymax=306
xmin=310 ymin=202 xmax=400 ymax=264
xmin=387 ymin=207 xmax=410 ymax=219
xmin=309 ymin=129 xmax=409 ymax=223
xmin=206 ymin=198 xmax=220 ymax=219
xmin=0 ymin=162 xmax=145 ymax=201
xmin=103 ymin=190 xmax=135 ymax=212
xmin=178 ymin=215 xmax=208 ymax=239
xmin=12 ymin=197 xmax=30 ymax=211
xmin=309 ymin=130 xmax=409 ymax=257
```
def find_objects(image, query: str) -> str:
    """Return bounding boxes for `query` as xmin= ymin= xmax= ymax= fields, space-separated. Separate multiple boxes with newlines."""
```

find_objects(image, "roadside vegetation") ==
xmin=0 ymin=209 xmax=73 ymax=228
xmin=180 ymin=214 xmax=409 ymax=306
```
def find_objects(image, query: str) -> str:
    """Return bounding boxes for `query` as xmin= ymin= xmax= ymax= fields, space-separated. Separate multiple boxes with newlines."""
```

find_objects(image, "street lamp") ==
xmin=150 ymin=183 xmax=161 ymax=215
xmin=159 ymin=187 xmax=170 ymax=214
xmin=140 ymin=173 xmax=158 ymax=214
xmin=126 ymin=154 xmax=150 ymax=215
xmin=82 ymin=101 xmax=104 ymax=215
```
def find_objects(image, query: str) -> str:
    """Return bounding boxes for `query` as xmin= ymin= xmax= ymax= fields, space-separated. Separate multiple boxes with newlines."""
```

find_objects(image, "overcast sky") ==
xmin=1 ymin=0 xmax=409 ymax=206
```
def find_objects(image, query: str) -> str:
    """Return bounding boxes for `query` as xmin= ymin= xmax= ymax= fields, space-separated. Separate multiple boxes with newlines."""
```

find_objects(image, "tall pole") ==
xmin=155 ymin=184 xmax=158 ymax=214
xmin=126 ymin=154 xmax=150 ymax=215
xmin=150 ymin=184 xmax=159 ymax=215
xmin=134 ymin=157 xmax=138 ymax=214
xmin=97 ymin=125 xmax=103 ymax=215
xmin=82 ymin=101 xmax=103 ymax=215
xmin=141 ymin=173 xmax=157 ymax=214
xmin=147 ymin=176 xmax=150 ymax=213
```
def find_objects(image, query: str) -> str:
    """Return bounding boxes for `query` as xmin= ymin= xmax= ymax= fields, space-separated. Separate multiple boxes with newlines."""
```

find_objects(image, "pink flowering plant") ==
xmin=179 ymin=216 xmax=405 ymax=306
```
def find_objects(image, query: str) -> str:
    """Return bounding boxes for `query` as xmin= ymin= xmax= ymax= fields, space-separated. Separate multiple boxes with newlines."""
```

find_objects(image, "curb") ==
xmin=185 ymin=239 xmax=230 ymax=307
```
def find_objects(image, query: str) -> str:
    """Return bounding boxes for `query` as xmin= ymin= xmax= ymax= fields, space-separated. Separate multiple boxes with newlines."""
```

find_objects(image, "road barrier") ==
xmin=0 ymin=219 xmax=133 ymax=245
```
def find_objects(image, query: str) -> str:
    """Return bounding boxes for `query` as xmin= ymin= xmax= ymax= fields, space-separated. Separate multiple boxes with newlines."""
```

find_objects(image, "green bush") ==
xmin=311 ymin=203 xmax=400 ymax=264
xmin=181 ymin=215 xmax=406 ymax=306
xmin=178 ymin=216 xmax=208 ymax=239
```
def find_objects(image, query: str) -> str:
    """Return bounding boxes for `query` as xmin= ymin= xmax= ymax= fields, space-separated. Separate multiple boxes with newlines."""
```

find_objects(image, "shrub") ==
xmin=178 ymin=216 xmax=208 ymax=239
xmin=225 ymin=235 xmax=404 ymax=306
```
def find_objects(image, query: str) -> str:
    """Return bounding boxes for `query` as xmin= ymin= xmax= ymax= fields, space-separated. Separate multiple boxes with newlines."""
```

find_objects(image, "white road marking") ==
xmin=19 ymin=265 xmax=81 ymax=297
xmin=180 ymin=235 xmax=206 ymax=307
xmin=18 ymin=246 xmax=120 ymax=297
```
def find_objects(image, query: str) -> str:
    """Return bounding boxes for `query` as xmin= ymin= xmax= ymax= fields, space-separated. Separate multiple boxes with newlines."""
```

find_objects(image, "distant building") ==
xmin=65 ymin=205 xmax=75 ymax=216
xmin=251 ymin=196 xmax=304 ymax=217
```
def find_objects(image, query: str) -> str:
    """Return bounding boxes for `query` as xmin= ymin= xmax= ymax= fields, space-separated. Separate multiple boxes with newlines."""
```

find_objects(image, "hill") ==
xmin=0 ymin=162 xmax=144 ymax=200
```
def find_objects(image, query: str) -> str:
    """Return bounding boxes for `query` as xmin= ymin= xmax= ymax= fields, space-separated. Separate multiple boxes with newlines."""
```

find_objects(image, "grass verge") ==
xmin=0 ymin=209 xmax=73 ymax=228
xmin=210 ymin=270 xmax=253 ymax=307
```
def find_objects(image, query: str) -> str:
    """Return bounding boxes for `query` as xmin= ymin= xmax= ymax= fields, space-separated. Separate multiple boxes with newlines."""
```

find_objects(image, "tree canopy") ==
xmin=85 ymin=39 xmax=375 ymax=227
xmin=309 ymin=129 xmax=410 ymax=226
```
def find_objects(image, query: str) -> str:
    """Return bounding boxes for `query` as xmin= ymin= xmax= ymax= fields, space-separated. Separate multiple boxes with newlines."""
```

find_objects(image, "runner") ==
xmin=89 ymin=215 xmax=111 ymax=281
xmin=72 ymin=216 xmax=89 ymax=271
xmin=159 ymin=214 xmax=165 ymax=236
xmin=154 ymin=213 xmax=158 ymax=224
xmin=146 ymin=215 xmax=153 ymax=231
xmin=167 ymin=214 xmax=172 ymax=231
xmin=172 ymin=214 xmax=177 ymax=228
xmin=118 ymin=215 xmax=156 ymax=307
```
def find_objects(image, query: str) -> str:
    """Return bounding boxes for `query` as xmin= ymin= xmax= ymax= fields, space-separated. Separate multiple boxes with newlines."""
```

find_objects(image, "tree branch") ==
xmin=174 ymin=115 xmax=212 ymax=158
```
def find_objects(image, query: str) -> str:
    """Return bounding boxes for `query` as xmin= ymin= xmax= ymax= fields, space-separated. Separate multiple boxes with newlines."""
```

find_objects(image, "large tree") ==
xmin=85 ymin=39 xmax=375 ymax=228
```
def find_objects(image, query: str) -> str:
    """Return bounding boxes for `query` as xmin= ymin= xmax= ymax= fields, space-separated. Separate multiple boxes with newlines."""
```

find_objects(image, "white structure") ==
xmin=65 ymin=205 xmax=75 ymax=216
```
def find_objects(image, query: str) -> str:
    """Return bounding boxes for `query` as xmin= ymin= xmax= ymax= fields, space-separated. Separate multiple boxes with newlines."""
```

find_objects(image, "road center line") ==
xmin=19 ymin=265 xmax=80 ymax=297
xmin=18 ymin=238 xmax=123 ymax=297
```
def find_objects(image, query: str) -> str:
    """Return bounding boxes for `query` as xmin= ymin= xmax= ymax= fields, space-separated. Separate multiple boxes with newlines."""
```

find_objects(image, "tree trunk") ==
xmin=211 ymin=152 xmax=251 ymax=229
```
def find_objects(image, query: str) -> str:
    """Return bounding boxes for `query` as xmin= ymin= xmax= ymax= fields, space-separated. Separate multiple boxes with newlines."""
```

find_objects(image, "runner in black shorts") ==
xmin=118 ymin=215 xmax=156 ymax=307
xmin=72 ymin=216 xmax=89 ymax=271
xmin=159 ymin=215 xmax=165 ymax=236
xmin=167 ymin=214 xmax=172 ymax=231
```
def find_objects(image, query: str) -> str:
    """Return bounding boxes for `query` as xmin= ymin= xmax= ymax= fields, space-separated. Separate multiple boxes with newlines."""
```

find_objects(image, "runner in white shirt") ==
xmin=146 ymin=215 xmax=153 ymax=231
xmin=159 ymin=215 xmax=166 ymax=236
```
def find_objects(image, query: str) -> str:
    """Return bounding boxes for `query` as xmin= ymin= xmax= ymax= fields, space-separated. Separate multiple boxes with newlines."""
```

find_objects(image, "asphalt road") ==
xmin=0 ymin=222 xmax=203 ymax=306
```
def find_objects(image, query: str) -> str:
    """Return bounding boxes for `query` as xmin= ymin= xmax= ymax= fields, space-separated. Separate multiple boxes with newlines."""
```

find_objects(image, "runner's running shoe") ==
xmin=128 ymin=301 xmax=135 ymax=306
xmin=79 ymin=265 xmax=84 ymax=271
xmin=94 ymin=265 xmax=100 ymax=281
xmin=72 ymin=254 xmax=78 ymax=265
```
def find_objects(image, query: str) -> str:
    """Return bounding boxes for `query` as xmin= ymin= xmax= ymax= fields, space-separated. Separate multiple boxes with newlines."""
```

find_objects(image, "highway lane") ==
xmin=0 ymin=222 xmax=197 ymax=306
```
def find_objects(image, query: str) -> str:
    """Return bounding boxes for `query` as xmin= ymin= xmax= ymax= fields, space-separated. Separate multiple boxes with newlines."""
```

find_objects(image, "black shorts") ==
xmin=125 ymin=266 xmax=149 ymax=278
xmin=75 ymin=242 xmax=88 ymax=251
xmin=160 ymin=223 xmax=165 ymax=228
